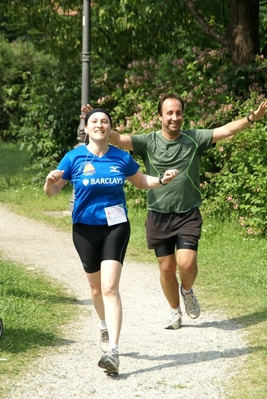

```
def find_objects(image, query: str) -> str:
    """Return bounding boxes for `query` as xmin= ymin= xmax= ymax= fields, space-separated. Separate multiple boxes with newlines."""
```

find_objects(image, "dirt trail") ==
xmin=0 ymin=205 xmax=248 ymax=399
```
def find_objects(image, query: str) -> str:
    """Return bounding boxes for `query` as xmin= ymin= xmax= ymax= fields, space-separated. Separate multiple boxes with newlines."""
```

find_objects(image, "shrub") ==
xmin=97 ymin=48 xmax=267 ymax=234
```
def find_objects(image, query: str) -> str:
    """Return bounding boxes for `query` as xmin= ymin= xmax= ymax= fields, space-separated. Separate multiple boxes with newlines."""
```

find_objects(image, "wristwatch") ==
xmin=159 ymin=175 xmax=168 ymax=185
xmin=247 ymin=114 xmax=255 ymax=124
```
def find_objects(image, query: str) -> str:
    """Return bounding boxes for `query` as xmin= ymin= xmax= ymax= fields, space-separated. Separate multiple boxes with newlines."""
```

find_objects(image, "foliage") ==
xmin=201 ymin=113 xmax=267 ymax=236
xmin=0 ymin=0 xmax=83 ymax=58
xmin=91 ymin=0 xmax=221 ymax=66
xmin=0 ymin=36 xmax=82 ymax=175
xmin=17 ymin=62 xmax=82 ymax=177
xmin=0 ymin=36 xmax=58 ymax=138
xmin=1 ymin=1 xmax=267 ymax=234
xmin=106 ymin=48 xmax=267 ymax=129
xmin=96 ymin=48 xmax=267 ymax=234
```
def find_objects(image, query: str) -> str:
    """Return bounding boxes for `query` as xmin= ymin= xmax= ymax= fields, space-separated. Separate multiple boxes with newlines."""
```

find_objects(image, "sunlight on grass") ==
xmin=0 ymin=258 xmax=80 ymax=394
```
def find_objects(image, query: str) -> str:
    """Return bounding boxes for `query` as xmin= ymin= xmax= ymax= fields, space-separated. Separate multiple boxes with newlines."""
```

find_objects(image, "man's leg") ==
xmin=157 ymin=254 xmax=182 ymax=329
xmin=176 ymin=248 xmax=198 ymax=290
xmin=176 ymin=248 xmax=200 ymax=319
xmin=157 ymin=253 xmax=179 ymax=308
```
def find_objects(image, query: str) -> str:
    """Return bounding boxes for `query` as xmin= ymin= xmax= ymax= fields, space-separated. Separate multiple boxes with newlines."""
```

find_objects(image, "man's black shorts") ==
xmin=145 ymin=208 xmax=202 ymax=254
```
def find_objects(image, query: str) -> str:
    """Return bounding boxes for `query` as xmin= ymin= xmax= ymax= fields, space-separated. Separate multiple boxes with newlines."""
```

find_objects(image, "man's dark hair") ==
xmin=157 ymin=93 xmax=185 ymax=116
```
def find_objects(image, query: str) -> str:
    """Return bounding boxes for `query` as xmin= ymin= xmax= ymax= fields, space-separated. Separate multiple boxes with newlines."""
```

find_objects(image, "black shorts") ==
xmin=72 ymin=220 xmax=130 ymax=273
xmin=145 ymin=208 xmax=202 ymax=256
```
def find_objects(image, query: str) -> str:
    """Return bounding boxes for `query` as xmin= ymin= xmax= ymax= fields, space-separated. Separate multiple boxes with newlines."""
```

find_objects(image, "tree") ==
xmin=184 ymin=0 xmax=262 ymax=66
xmin=0 ymin=0 xmax=82 ymax=59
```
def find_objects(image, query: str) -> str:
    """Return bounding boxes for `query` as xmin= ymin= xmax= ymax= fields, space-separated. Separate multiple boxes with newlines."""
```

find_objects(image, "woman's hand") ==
xmin=161 ymin=169 xmax=179 ymax=184
xmin=44 ymin=170 xmax=66 ymax=197
xmin=45 ymin=170 xmax=65 ymax=187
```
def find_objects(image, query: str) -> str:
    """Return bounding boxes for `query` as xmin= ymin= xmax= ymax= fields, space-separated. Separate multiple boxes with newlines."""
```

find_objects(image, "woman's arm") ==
xmin=44 ymin=170 xmax=67 ymax=197
xmin=127 ymin=169 xmax=178 ymax=189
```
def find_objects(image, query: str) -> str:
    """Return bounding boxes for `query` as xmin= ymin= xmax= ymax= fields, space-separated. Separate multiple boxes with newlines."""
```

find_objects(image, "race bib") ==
xmin=104 ymin=204 xmax=127 ymax=226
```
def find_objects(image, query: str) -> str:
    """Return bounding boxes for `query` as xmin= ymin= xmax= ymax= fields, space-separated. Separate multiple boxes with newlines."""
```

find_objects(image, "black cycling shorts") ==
xmin=72 ymin=220 xmax=130 ymax=273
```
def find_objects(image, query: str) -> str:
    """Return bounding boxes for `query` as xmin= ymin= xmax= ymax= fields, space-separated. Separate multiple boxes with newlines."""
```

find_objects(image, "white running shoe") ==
xmin=164 ymin=307 xmax=182 ymax=329
xmin=98 ymin=349 xmax=119 ymax=375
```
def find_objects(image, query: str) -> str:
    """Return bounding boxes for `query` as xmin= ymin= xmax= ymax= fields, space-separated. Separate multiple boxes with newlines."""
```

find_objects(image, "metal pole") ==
xmin=76 ymin=0 xmax=91 ymax=139
xmin=81 ymin=0 xmax=91 ymax=107
xmin=70 ymin=0 xmax=91 ymax=212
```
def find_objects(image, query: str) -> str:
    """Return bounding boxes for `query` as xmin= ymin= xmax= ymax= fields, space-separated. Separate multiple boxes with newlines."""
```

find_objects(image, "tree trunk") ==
xmin=229 ymin=0 xmax=259 ymax=65
xmin=184 ymin=0 xmax=260 ymax=66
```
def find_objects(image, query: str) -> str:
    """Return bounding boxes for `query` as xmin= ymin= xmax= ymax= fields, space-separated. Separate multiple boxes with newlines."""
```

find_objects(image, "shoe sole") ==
xmin=164 ymin=323 xmax=181 ymax=330
xmin=186 ymin=311 xmax=200 ymax=319
xmin=98 ymin=357 xmax=119 ymax=375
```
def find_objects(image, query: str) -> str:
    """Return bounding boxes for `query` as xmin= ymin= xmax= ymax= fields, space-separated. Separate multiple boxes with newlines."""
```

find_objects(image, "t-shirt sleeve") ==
xmin=57 ymin=154 xmax=71 ymax=181
xmin=125 ymin=153 xmax=140 ymax=177
xmin=195 ymin=129 xmax=214 ymax=153
xmin=131 ymin=134 xmax=149 ymax=158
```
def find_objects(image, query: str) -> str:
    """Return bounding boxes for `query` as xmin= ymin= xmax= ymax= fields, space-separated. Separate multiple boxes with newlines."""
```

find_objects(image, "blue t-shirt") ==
xmin=57 ymin=144 xmax=139 ymax=225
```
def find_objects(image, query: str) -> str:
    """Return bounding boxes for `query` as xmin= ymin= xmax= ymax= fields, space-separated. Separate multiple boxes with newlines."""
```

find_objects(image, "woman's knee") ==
xmin=101 ymin=283 xmax=119 ymax=297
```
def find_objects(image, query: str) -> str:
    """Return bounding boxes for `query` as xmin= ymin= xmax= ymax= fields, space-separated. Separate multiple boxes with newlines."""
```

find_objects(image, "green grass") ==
xmin=0 ymin=258 xmax=80 ymax=395
xmin=198 ymin=220 xmax=267 ymax=398
xmin=0 ymin=142 xmax=267 ymax=398
xmin=0 ymin=142 xmax=33 ymax=188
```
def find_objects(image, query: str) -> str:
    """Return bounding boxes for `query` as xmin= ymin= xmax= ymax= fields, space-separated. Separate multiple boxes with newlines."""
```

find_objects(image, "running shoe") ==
xmin=181 ymin=287 xmax=200 ymax=319
xmin=164 ymin=307 xmax=182 ymax=329
xmin=98 ymin=349 xmax=119 ymax=375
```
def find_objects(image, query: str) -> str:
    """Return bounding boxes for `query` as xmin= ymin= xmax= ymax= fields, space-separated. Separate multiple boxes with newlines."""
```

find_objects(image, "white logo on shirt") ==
xmin=83 ymin=179 xmax=89 ymax=186
xmin=91 ymin=177 xmax=123 ymax=185
xmin=110 ymin=166 xmax=120 ymax=173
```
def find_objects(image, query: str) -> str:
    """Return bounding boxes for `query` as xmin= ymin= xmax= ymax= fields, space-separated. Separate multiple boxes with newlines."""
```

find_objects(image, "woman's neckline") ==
xmin=86 ymin=143 xmax=110 ymax=158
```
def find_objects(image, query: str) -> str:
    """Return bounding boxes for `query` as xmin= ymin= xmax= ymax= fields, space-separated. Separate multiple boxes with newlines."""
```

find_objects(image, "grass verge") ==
xmin=0 ymin=257 xmax=80 ymax=397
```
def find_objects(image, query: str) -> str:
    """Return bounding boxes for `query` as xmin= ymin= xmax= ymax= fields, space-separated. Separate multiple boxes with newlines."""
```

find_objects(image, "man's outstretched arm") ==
xmin=109 ymin=130 xmax=133 ymax=151
xmin=212 ymin=101 xmax=267 ymax=143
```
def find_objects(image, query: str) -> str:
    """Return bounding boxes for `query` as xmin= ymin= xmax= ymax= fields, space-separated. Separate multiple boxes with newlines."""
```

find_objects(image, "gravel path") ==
xmin=0 ymin=205 xmax=248 ymax=398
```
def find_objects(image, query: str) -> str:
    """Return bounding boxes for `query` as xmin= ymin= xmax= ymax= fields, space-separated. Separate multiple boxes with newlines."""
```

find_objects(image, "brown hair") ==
xmin=157 ymin=93 xmax=184 ymax=116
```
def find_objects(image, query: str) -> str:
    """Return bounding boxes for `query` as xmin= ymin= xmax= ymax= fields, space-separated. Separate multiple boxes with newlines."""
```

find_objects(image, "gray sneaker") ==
xmin=164 ymin=307 xmax=182 ymax=330
xmin=182 ymin=288 xmax=200 ymax=319
xmin=100 ymin=329 xmax=109 ymax=353
xmin=98 ymin=349 xmax=119 ymax=375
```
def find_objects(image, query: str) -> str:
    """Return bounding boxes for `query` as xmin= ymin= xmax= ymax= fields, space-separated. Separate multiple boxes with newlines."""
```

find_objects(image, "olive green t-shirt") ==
xmin=131 ymin=129 xmax=214 ymax=213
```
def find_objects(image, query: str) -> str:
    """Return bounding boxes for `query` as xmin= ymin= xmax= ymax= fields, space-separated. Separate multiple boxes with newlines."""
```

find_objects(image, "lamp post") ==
xmin=70 ymin=0 xmax=91 ymax=211
xmin=77 ymin=0 xmax=91 ymax=139
xmin=81 ymin=0 xmax=91 ymax=108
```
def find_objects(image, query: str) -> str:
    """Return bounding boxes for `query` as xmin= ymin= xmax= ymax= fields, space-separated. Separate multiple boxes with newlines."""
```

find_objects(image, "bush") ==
xmin=96 ymin=48 xmax=267 ymax=234
xmin=0 ymin=37 xmax=57 ymax=141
